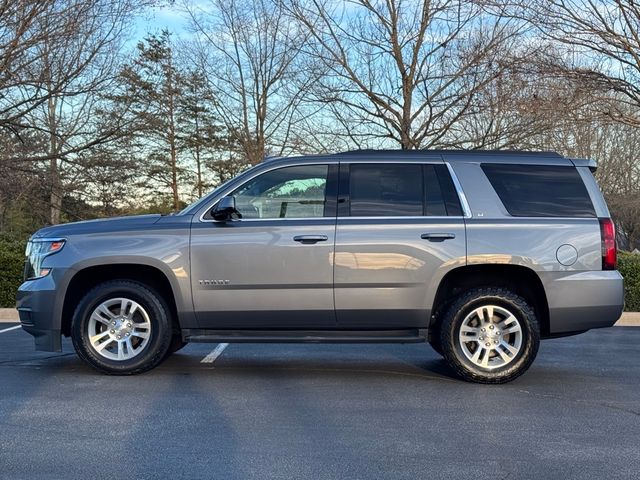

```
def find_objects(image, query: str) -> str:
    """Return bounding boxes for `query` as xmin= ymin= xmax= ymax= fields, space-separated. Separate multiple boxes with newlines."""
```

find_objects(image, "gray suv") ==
xmin=17 ymin=150 xmax=624 ymax=383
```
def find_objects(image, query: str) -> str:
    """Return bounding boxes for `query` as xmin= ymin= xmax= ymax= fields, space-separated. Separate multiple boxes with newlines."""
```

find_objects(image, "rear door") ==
xmin=334 ymin=160 xmax=467 ymax=328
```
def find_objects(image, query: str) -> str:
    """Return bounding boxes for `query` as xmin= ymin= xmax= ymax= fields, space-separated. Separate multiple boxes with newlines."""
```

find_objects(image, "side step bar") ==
xmin=183 ymin=329 xmax=427 ymax=344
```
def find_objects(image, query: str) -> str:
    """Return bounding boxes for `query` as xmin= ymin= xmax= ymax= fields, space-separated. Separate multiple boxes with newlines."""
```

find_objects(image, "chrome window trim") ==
xmin=202 ymin=215 xmax=466 ymax=224
xmin=203 ymin=217 xmax=333 ymax=223
xmin=445 ymin=162 xmax=472 ymax=218
xmin=340 ymin=216 xmax=465 ymax=221
xmin=199 ymin=159 xmax=471 ymax=222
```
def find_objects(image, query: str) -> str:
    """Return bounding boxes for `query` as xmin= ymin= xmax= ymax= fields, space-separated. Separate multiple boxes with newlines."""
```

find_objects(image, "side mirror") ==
xmin=212 ymin=196 xmax=242 ymax=221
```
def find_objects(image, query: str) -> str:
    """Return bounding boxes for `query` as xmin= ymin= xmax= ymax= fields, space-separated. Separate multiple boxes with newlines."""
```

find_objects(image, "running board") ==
xmin=183 ymin=329 xmax=427 ymax=344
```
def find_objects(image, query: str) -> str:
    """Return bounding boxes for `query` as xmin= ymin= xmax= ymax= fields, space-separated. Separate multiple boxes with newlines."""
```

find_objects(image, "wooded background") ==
xmin=2 ymin=0 xmax=640 ymax=251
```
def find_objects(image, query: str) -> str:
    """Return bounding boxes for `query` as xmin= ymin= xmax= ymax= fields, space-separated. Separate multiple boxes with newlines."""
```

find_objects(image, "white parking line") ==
xmin=0 ymin=325 xmax=21 ymax=334
xmin=201 ymin=343 xmax=229 ymax=364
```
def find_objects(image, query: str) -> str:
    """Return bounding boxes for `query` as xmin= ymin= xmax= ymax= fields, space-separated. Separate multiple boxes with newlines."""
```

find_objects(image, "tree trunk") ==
xmin=167 ymin=52 xmax=179 ymax=210
xmin=47 ymin=95 xmax=62 ymax=225
xmin=50 ymin=158 xmax=62 ymax=225
xmin=195 ymin=114 xmax=203 ymax=198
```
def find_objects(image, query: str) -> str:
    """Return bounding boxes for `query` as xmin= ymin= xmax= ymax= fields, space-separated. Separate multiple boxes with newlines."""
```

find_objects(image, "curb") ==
xmin=0 ymin=309 xmax=18 ymax=322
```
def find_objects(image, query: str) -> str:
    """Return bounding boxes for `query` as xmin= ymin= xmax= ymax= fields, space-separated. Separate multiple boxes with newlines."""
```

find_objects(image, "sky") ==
xmin=132 ymin=4 xmax=192 ymax=44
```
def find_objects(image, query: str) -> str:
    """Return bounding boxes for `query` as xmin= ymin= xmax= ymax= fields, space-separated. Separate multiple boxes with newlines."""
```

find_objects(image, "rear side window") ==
xmin=481 ymin=164 xmax=595 ymax=217
xmin=349 ymin=164 xmax=422 ymax=216
xmin=347 ymin=163 xmax=463 ymax=217
xmin=428 ymin=164 xmax=463 ymax=216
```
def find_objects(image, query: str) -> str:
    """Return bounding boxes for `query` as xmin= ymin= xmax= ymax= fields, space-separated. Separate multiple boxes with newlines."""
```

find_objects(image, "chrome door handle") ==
xmin=421 ymin=233 xmax=456 ymax=242
xmin=293 ymin=235 xmax=329 ymax=244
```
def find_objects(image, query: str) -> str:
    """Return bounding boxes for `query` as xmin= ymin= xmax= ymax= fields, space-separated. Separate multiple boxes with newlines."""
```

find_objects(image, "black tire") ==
xmin=71 ymin=280 xmax=173 ymax=375
xmin=428 ymin=304 xmax=451 ymax=356
xmin=165 ymin=335 xmax=188 ymax=357
xmin=428 ymin=325 xmax=444 ymax=356
xmin=439 ymin=287 xmax=540 ymax=384
xmin=429 ymin=337 xmax=444 ymax=356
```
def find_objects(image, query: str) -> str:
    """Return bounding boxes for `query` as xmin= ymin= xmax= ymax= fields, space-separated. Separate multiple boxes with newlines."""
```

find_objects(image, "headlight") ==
xmin=24 ymin=238 xmax=65 ymax=280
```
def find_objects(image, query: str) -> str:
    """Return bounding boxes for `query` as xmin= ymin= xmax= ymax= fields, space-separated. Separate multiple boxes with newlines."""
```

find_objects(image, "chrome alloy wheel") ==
xmin=458 ymin=305 xmax=523 ymax=370
xmin=87 ymin=298 xmax=152 ymax=361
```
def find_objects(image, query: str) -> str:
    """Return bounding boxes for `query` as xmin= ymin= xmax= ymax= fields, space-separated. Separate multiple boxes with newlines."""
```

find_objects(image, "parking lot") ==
xmin=0 ymin=323 xmax=639 ymax=480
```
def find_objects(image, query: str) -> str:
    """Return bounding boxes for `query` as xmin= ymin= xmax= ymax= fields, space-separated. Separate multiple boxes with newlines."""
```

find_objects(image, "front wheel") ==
xmin=439 ymin=287 xmax=540 ymax=384
xmin=71 ymin=280 xmax=173 ymax=375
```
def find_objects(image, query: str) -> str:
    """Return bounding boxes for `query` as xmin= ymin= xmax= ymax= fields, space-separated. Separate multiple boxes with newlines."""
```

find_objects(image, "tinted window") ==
xmin=232 ymin=165 xmax=328 ymax=219
xmin=434 ymin=165 xmax=463 ymax=216
xmin=349 ymin=164 xmax=423 ymax=216
xmin=347 ymin=163 xmax=463 ymax=217
xmin=423 ymin=164 xmax=463 ymax=216
xmin=424 ymin=164 xmax=447 ymax=216
xmin=481 ymin=164 xmax=595 ymax=217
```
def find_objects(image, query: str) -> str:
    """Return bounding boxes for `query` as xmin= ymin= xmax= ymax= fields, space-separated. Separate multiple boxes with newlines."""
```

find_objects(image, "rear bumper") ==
xmin=541 ymin=270 xmax=624 ymax=334
xmin=16 ymin=275 xmax=62 ymax=352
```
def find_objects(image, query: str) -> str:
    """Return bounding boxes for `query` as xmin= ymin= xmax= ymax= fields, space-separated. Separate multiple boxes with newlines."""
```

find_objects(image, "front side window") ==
xmin=231 ymin=165 xmax=328 ymax=219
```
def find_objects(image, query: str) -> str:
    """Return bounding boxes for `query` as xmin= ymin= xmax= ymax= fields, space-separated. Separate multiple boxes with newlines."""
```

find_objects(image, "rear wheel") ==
xmin=71 ymin=280 xmax=173 ymax=375
xmin=439 ymin=287 xmax=540 ymax=384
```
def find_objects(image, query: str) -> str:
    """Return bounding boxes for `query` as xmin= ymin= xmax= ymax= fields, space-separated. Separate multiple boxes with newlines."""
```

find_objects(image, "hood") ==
xmin=32 ymin=214 xmax=164 ymax=239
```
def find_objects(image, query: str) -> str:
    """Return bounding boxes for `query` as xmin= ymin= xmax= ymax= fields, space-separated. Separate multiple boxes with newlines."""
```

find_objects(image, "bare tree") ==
xmin=456 ymin=58 xmax=605 ymax=150
xmin=283 ymin=0 xmax=522 ymax=150
xmin=1 ymin=0 xmax=147 ymax=223
xmin=493 ymin=0 xmax=640 ymax=127
xmin=0 ymin=0 xmax=79 ymax=134
xmin=184 ymin=0 xmax=312 ymax=164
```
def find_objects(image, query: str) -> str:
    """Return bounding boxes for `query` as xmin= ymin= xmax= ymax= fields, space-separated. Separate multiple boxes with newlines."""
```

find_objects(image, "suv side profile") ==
xmin=17 ymin=150 xmax=624 ymax=383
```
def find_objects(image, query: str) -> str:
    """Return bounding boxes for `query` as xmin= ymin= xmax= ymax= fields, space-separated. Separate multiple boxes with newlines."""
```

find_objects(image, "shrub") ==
xmin=0 ymin=237 xmax=26 ymax=308
xmin=618 ymin=252 xmax=640 ymax=311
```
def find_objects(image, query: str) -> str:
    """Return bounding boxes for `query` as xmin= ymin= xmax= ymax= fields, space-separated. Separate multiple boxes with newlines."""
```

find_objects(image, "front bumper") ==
xmin=16 ymin=274 xmax=62 ymax=352
xmin=542 ymin=270 xmax=625 ymax=334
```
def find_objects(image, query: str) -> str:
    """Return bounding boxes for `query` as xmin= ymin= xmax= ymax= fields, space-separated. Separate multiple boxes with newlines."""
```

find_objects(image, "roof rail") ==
xmin=338 ymin=149 xmax=563 ymax=157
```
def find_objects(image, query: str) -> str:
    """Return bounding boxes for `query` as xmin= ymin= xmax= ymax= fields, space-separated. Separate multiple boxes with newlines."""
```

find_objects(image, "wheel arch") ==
xmin=60 ymin=262 xmax=183 ymax=337
xmin=430 ymin=264 xmax=550 ymax=337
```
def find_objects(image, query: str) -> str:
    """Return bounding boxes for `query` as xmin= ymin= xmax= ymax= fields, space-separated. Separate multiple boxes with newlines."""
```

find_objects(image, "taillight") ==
xmin=599 ymin=218 xmax=616 ymax=270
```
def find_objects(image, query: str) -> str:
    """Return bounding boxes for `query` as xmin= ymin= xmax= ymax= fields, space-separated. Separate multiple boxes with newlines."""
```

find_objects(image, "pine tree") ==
xmin=109 ymin=31 xmax=184 ymax=210
xmin=177 ymin=69 xmax=226 ymax=198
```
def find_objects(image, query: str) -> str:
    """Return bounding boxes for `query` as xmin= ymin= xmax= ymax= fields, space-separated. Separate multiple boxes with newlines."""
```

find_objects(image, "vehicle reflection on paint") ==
xmin=334 ymin=252 xmax=426 ymax=271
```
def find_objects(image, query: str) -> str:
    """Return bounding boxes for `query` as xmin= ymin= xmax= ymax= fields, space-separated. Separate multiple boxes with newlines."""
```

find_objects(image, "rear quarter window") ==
xmin=481 ymin=164 xmax=596 ymax=217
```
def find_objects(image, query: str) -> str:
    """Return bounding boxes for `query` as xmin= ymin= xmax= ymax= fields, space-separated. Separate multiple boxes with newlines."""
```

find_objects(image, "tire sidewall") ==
xmin=72 ymin=281 xmax=172 ymax=374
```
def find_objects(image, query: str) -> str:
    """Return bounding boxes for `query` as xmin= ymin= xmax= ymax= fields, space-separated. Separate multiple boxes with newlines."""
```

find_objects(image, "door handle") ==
xmin=293 ymin=235 xmax=329 ymax=244
xmin=421 ymin=233 xmax=456 ymax=242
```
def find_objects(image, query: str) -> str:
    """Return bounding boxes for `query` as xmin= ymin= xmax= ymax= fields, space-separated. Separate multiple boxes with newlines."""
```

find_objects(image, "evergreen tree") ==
xmin=109 ymin=31 xmax=185 ymax=210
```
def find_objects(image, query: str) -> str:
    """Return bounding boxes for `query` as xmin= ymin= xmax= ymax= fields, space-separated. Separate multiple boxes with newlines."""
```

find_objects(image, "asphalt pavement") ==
xmin=0 ymin=324 xmax=639 ymax=480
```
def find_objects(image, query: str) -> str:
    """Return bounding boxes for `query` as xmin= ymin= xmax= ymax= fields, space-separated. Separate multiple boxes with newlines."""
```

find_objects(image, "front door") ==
xmin=191 ymin=163 xmax=338 ymax=329
xmin=334 ymin=161 xmax=467 ymax=328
